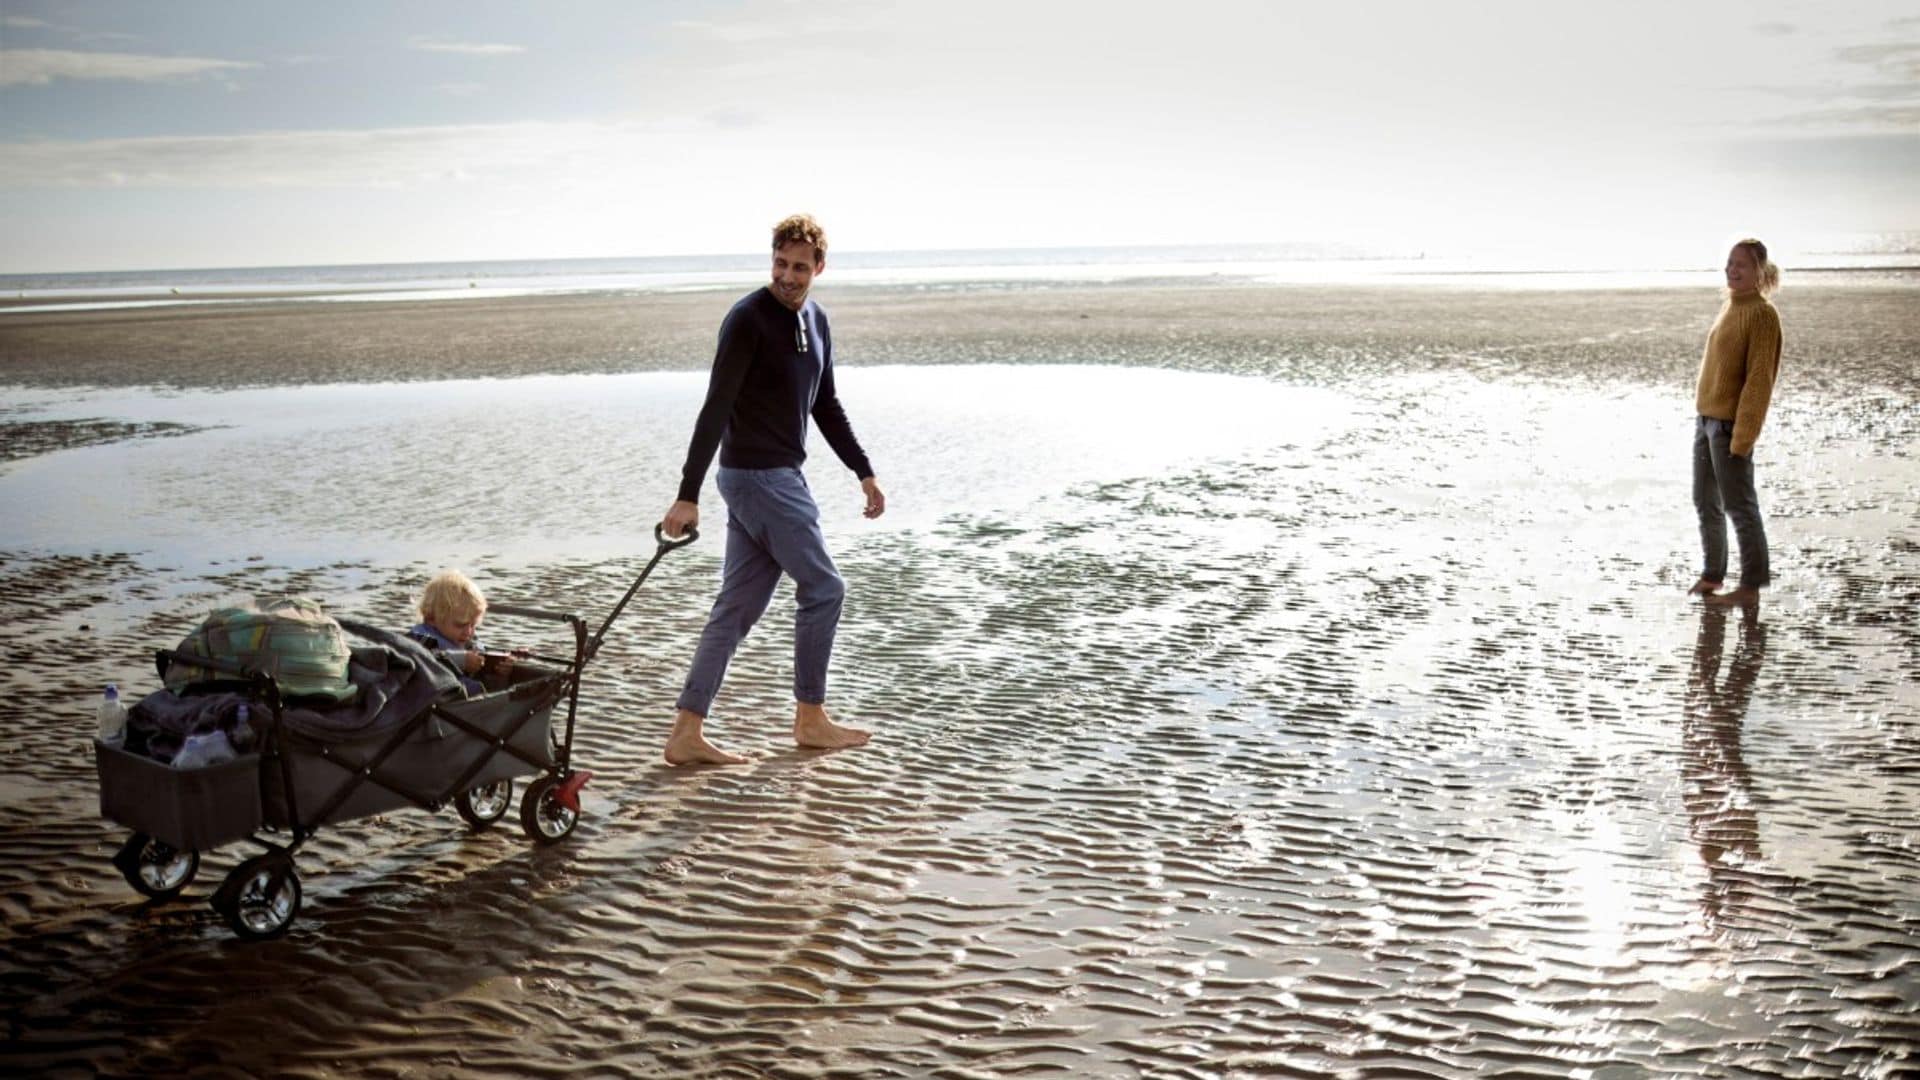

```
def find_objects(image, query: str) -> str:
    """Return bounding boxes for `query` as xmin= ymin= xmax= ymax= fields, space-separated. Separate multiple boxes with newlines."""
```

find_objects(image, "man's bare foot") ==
xmin=1703 ymin=586 xmax=1761 ymax=609
xmin=794 ymin=703 xmax=870 ymax=751
xmin=664 ymin=709 xmax=749 ymax=766
xmin=1687 ymin=578 xmax=1723 ymax=597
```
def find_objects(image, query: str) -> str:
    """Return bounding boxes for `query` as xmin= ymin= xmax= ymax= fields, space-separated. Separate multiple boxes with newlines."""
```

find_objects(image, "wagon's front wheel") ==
xmin=214 ymin=855 xmax=301 ymax=940
xmin=520 ymin=776 xmax=577 ymax=844
xmin=113 ymin=833 xmax=199 ymax=901
xmin=456 ymin=779 xmax=514 ymax=831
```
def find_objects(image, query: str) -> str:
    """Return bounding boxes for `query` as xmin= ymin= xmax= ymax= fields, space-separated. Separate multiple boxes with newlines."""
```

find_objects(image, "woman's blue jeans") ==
xmin=677 ymin=466 xmax=846 ymax=717
xmin=1692 ymin=416 xmax=1770 ymax=588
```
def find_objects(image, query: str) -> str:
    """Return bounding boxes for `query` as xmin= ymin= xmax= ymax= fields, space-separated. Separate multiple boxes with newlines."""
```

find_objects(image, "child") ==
xmin=407 ymin=569 xmax=519 ymax=695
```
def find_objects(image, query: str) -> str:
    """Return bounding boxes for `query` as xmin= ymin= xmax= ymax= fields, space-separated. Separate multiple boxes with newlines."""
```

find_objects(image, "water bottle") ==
xmin=230 ymin=702 xmax=255 ymax=752
xmin=173 ymin=730 xmax=236 ymax=769
xmin=95 ymin=684 xmax=128 ymax=747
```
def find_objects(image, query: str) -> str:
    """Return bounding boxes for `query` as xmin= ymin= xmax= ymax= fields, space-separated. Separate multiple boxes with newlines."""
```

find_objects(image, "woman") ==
xmin=1688 ymin=238 xmax=1782 ymax=608
xmin=408 ymin=569 xmax=517 ymax=694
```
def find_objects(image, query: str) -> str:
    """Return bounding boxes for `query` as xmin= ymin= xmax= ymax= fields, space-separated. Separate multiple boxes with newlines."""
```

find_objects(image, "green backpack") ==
xmin=166 ymin=596 xmax=359 ymax=704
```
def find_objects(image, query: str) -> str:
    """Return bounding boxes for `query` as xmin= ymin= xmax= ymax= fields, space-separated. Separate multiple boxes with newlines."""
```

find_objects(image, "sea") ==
xmin=4 ymin=238 xmax=1918 ymax=313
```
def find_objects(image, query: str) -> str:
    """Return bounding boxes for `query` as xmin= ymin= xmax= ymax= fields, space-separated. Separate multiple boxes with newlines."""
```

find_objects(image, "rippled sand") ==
xmin=2 ymin=280 xmax=1917 ymax=1077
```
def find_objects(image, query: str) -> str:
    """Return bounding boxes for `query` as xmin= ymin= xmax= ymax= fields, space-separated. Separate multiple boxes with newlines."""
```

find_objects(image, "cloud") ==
xmin=0 ymin=121 xmax=649 ymax=189
xmin=0 ymin=48 xmax=258 ymax=87
xmin=1831 ymin=41 xmax=1920 ymax=84
xmin=436 ymin=82 xmax=485 ymax=97
xmin=1774 ymin=103 xmax=1920 ymax=128
xmin=703 ymin=108 xmax=761 ymax=130
xmin=1755 ymin=35 xmax=1920 ymax=132
xmin=1835 ymin=41 xmax=1920 ymax=66
xmin=670 ymin=19 xmax=786 ymax=44
xmin=407 ymin=38 xmax=526 ymax=56
xmin=1773 ymin=81 xmax=1920 ymax=103
xmin=1717 ymin=132 xmax=1920 ymax=177
xmin=2 ymin=15 xmax=52 ymax=29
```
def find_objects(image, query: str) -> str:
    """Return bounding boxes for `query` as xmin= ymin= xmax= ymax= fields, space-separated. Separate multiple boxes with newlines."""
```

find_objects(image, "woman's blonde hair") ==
xmin=1732 ymin=237 xmax=1781 ymax=297
xmin=419 ymin=569 xmax=486 ymax=626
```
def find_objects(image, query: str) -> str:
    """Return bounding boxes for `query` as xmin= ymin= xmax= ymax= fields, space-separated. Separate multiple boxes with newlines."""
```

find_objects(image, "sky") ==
xmin=1 ymin=0 xmax=1916 ymax=272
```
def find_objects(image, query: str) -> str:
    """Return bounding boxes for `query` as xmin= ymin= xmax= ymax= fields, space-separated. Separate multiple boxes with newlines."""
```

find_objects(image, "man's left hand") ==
xmin=861 ymin=476 xmax=887 ymax=520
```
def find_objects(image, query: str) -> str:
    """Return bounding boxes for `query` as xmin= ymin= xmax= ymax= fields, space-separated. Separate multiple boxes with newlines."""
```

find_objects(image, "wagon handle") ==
xmin=654 ymin=523 xmax=698 ymax=550
xmin=586 ymin=524 xmax=699 ymax=657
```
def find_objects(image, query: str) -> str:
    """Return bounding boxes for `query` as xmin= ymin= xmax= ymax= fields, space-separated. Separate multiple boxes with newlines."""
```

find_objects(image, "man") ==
xmin=660 ymin=213 xmax=884 ymax=765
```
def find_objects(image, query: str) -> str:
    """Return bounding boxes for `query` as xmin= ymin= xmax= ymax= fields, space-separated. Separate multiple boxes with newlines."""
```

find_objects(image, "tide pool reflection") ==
xmin=1682 ymin=605 xmax=1793 ymax=939
xmin=0 ymin=366 xmax=1358 ymax=564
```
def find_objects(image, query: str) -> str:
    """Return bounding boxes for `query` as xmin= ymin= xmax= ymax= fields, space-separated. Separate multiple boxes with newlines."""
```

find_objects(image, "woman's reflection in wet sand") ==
xmin=1683 ymin=604 xmax=1794 ymax=939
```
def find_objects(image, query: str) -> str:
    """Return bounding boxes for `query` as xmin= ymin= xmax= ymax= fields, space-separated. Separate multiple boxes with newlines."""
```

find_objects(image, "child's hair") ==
xmin=419 ymin=569 xmax=486 ymax=626
xmin=1733 ymin=237 xmax=1781 ymax=297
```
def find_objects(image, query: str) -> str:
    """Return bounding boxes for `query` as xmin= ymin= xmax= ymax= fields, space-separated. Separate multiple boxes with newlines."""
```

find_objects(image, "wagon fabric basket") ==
xmin=95 ymin=742 xmax=262 ymax=852
xmin=261 ymin=671 xmax=564 ymax=828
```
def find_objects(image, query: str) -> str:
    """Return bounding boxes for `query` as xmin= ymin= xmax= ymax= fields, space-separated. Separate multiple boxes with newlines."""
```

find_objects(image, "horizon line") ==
xmin=7 ymin=233 xmax=1920 ymax=281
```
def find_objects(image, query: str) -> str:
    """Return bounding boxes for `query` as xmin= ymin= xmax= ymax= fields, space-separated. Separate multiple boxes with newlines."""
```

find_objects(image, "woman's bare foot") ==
xmin=794 ymin=703 xmax=870 ymax=750
xmin=1687 ymin=578 xmax=1723 ymax=597
xmin=1704 ymin=586 xmax=1761 ymax=609
xmin=664 ymin=709 xmax=749 ymax=766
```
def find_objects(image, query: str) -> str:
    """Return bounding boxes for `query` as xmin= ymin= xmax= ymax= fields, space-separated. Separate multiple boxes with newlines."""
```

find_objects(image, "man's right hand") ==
xmin=662 ymin=499 xmax=699 ymax=539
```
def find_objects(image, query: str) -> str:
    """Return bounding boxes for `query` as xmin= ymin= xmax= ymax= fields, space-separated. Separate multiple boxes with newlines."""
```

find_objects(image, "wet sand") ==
xmin=3 ymin=278 xmax=1914 ymax=392
xmin=2 ymin=280 xmax=1917 ymax=1077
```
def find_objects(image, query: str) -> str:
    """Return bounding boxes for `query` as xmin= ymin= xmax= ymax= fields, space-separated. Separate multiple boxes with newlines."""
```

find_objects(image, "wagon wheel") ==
xmin=455 ymin=779 xmax=514 ymax=831
xmin=113 ymin=833 xmax=199 ymax=902
xmin=520 ymin=775 xmax=577 ymax=844
xmin=213 ymin=855 xmax=301 ymax=940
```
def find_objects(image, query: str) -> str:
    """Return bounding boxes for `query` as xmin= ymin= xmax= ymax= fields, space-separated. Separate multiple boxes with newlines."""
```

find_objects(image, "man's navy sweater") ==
xmin=677 ymin=286 xmax=873 ymax=505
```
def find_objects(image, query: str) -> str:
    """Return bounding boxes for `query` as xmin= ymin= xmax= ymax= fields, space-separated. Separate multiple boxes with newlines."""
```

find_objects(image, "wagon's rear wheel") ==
xmin=456 ymin=779 xmax=514 ymax=831
xmin=520 ymin=775 xmax=577 ymax=844
xmin=113 ymin=833 xmax=199 ymax=901
xmin=213 ymin=855 xmax=301 ymax=940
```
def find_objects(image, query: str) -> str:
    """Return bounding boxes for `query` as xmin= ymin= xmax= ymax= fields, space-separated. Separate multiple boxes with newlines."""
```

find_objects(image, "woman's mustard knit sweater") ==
xmin=1694 ymin=290 xmax=1782 ymax=457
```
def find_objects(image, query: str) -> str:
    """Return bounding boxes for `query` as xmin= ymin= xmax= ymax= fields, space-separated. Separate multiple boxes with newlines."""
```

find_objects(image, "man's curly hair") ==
xmin=772 ymin=213 xmax=827 ymax=263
